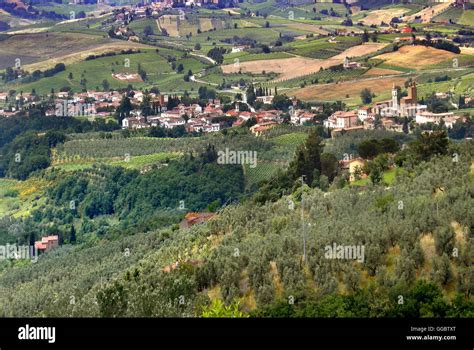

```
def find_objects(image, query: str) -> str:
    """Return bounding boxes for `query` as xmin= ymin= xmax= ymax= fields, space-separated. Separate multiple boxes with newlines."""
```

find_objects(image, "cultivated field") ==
xmin=461 ymin=47 xmax=474 ymax=55
xmin=459 ymin=10 xmax=474 ymax=26
xmin=222 ymin=56 xmax=334 ymax=81
xmin=373 ymin=45 xmax=457 ymax=70
xmin=22 ymin=41 xmax=153 ymax=72
xmin=359 ymin=8 xmax=408 ymax=26
xmin=2 ymin=46 xmax=207 ymax=94
xmin=222 ymin=43 xmax=386 ymax=81
xmin=291 ymin=76 xmax=408 ymax=102
xmin=364 ymin=67 xmax=402 ymax=76
xmin=0 ymin=32 xmax=152 ymax=72
xmin=331 ymin=43 xmax=387 ymax=60
xmin=282 ymin=22 xmax=329 ymax=35
xmin=0 ymin=32 xmax=111 ymax=70
xmin=158 ymin=15 xmax=226 ymax=37
xmin=403 ymin=1 xmax=454 ymax=23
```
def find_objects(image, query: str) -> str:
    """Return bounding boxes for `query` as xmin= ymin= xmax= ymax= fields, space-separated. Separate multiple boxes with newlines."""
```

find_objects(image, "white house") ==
xmin=256 ymin=95 xmax=274 ymax=105
xmin=231 ymin=46 xmax=248 ymax=53
xmin=122 ymin=116 xmax=147 ymax=129
xmin=357 ymin=107 xmax=371 ymax=121
xmin=415 ymin=111 xmax=462 ymax=128
xmin=161 ymin=117 xmax=186 ymax=129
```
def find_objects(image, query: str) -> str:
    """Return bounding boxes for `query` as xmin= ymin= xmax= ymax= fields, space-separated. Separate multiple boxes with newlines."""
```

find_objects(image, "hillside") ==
xmin=0 ymin=0 xmax=472 ymax=324
xmin=0 ymin=135 xmax=472 ymax=317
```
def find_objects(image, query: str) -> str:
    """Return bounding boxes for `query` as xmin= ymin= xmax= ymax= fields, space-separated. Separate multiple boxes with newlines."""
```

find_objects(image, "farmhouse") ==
xmin=343 ymin=57 xmax=361 ymax=69
xmin=231 ymin=45 xmax=249 ymax=53
xmin=34 ymin=235 xmax=59 ymax=253
xmin=256 ymin=95 xmax=274 ymax=105
xmin=339 ymin=157 xmax=366 ymax=182
xmin=250 ymin=121 xmax=278 ymax=136
xmin=112 ymin=73 xmax=143 ymax=82
xmin=331 ymin=126 xmax=365 ymax=138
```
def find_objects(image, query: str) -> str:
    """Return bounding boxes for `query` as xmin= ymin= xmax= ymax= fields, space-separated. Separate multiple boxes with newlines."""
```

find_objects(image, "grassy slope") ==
xmin=3 ymin=48 xmax=208 ymax=94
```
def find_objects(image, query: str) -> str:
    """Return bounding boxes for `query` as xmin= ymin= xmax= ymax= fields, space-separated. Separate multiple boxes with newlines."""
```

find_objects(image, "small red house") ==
xmin=34 ymin=235 xmax=59 ymax=252
xmin=179 ymin=212 xmax=215 ymax=229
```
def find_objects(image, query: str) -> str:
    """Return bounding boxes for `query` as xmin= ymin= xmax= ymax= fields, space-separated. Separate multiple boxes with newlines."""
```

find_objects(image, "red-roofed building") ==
xmin=324 ymin=110 xmax=358 ymax=129
xmin=250 ymin=121 xmax=278 ymax=136
xmin=35 ymin=235 xmax=59 ymax=252
xmin=179 ymin=212 xmax=215 ymax=229
xmin=226 ymin=109 xmax=239 ymax=118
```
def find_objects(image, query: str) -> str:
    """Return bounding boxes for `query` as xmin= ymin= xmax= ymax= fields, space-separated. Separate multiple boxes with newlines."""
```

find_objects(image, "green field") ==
xmin=223 ymin=51 xmax=294 ymax=64
xmin=458 ymin=10 xmax=474 ymax=26
xmin=237 ymin=0 xmax=348 ymax=20
xmin=244 ymin=162 xmax=280 ymax=189
xmin=416 ymin=71 xmax=474 ymax=98
xmin=351 ymin=167 xmax=398 ymax=187
xmin=52 ymin=152 xmax=180 ymax=172
xmin=0 ymin=177 xmax=50 ymax=218
xmin=271 ymin=132 xmax=308 ymax=146
xmin=287 ymin=36 xmax=361 ymax=59
xmin=2 ymin=47 xmax=209 ymax=94
xmin=0 ymin=179 xmax=20 ymax=216
xmin=433 ymin=7 xmax=463 ymax=24
xmin=34 ymin=3 xmax=102 ymax=16
xmin=199 ymin=70 xmax=275 ymax=86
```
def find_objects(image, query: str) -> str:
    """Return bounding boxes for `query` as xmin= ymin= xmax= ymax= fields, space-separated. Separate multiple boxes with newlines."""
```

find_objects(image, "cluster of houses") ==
xmin=122 ymin=98 xmax=288 ymax=135
xmin=0 ymin=90 xmax=167 ymax=118
xmin=323 ymin=82 xmax=468 ymax=137
xmin=1 ymin=81 xmax=470 ymax=137
xmin=0 ymin=88 xmax=288 ymax=135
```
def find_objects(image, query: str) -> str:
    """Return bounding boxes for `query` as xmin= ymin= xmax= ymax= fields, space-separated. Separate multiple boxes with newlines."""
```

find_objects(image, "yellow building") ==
xmin=340 ymin=158 xmax=366 ymax=182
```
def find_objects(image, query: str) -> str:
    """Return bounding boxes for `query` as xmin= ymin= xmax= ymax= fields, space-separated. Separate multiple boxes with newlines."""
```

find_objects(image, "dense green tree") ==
xmin=360 ymin=88 xmax=373 ymax=104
